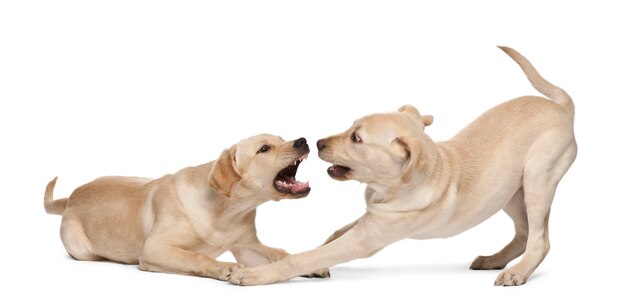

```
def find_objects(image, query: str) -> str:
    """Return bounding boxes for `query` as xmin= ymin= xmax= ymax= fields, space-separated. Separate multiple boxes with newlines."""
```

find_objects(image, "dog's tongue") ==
xmin=275 ymin=178 xmax=310 ymax=194
xmin=289 ymin=181 xmax=310 ymax=194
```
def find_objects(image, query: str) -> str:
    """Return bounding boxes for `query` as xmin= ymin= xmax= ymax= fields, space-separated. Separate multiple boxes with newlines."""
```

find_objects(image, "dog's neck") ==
xmin=208 ymin=185 xmax=269 ymax=218
xmin=366 ymin=143 xmax=454 ymax=213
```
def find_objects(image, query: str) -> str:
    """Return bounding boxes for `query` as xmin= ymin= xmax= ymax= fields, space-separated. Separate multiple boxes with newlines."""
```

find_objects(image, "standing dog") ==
xmin=229 ymin=47 xmax=576 ymax=286
xmin=44 ymin=134 xmax=328 ymax=280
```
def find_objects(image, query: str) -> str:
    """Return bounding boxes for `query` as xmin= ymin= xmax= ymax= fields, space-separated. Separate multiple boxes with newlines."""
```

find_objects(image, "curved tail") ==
xmin=44 ymin=177 xmax=68 ymax=215
xmin=498 ymin=46 xmax=574 ymax=117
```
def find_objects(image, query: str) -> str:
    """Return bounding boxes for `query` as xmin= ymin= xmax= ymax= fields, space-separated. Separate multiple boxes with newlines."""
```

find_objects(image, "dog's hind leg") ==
xmin=470 ymin=188 xmax=528 ymax=270
xmin=495 ymin=138 xmax=576 ymax=286
xmin=60 ymin=212 xmax=101 ymax=261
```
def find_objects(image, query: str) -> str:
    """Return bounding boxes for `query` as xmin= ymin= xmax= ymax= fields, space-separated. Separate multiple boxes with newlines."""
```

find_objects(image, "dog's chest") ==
xmin=174 ymin=185 xmax=242 ymax=245
xmin=191 ymin=220 xmax=250 ymax=257
xmin=187 ymin=209 xmax=253 ymax=250
xmin=210 ymin=217 xmax=249 ymax=245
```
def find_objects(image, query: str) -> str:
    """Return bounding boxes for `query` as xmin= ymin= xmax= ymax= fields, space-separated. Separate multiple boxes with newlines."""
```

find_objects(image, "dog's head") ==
xmin=209 ymin=134 xmax=311 ymax=200
xmin=317 ymin=105 xmax=436 ymax=187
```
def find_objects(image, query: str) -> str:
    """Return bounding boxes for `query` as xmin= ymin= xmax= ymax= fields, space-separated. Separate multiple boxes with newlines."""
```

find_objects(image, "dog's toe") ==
xmin=301 ymin=268 xmax=331 ymax=279
xmin=495 ymin=270 xmax=527 ymax=286
xmin=215 ymin=262 xmax=244 ymax=281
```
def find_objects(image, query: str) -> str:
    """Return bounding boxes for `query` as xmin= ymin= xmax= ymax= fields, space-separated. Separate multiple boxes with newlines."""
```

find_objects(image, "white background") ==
xmin=1 ymin=1 xmax=624 ymax=301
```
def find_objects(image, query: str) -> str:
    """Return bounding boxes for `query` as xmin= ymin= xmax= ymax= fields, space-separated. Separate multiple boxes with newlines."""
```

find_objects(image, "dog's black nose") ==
xmin=317 ymin=139 xmax=326 ymax=151
xmin=293 ymin=137 xmax=308 ymax=149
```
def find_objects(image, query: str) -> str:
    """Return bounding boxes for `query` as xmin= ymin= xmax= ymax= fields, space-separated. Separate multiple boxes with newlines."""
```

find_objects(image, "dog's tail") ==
xmin=44 ymin=177 xmax=68 ymax=215
xmin=498 ymin=46 xmax=574 ymax=117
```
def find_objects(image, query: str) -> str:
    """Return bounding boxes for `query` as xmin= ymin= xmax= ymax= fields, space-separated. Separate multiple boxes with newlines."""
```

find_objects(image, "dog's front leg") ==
xmin=229 ymin=213 xmax=403 ymax=286
xmin=322 ymin=219 xmax=359 ymax=245
xmin=139 ymin=237 xmax=242 ymax=281
xmin=231 ymin=239 xmax=289 ymax=267
xmin=231 ymin=239 xmax=330 ymax=279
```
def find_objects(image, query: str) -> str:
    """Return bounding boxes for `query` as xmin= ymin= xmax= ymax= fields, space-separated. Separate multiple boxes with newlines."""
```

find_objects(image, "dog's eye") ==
xmin=257 ymin=145 xmax=271 ymax=154
xmin=351 ymin=132 xmax=362 ymax=143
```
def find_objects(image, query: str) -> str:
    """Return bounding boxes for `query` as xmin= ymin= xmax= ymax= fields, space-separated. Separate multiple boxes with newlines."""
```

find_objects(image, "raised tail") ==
xmin=44 ymin=177 xmax=68 ymax=215
xmin=498 ymin=46 xmax=574 ymax=117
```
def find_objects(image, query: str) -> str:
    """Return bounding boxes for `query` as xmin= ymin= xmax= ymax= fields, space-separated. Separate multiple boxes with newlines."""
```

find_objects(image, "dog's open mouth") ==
xmin=274 ymin=153 xmax=310 ymax=195
xmin=327 ymin=164 xmax=352 ymax=179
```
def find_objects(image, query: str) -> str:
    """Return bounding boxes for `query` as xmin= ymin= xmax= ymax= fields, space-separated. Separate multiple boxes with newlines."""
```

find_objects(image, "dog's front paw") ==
xmin=213 ymin=262 xmax=244 ymax=281
xmin=300 ymin=268 xmax=331 ymax=279
xmin=470 ymin=255 xmax=506 ymax=270
xmin=229 ymin=266 xmax=281 ymax=286
xmin=494 ymin=269 xmax=528 ymax=286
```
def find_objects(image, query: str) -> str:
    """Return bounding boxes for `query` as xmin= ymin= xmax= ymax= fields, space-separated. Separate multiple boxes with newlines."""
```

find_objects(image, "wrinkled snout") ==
xmin=293 ymin=137 xmax=309 ymax=153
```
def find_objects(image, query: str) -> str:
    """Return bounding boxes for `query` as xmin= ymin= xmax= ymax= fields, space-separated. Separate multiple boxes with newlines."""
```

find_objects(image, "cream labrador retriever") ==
xmin=44 ymin=134 xmax=329 ymax=280
xmin=229 ymin=47 xmax=576 ymax=286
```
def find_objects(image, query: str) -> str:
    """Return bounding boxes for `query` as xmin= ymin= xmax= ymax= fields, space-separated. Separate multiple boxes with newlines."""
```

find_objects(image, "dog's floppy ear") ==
xmin=391 ymin=136 xmax=425 ymax=183
xmin=208 ymin=146 xmax=241 ymax=197
xmin=398 ymin=104 xmax=433 ymax=128
xmin=398 ymin=104 xmax=421 ymax=120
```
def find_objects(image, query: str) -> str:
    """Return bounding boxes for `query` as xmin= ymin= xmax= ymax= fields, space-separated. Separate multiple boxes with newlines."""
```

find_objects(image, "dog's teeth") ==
xmin=276 ymin=180 xmax=295 ymax=188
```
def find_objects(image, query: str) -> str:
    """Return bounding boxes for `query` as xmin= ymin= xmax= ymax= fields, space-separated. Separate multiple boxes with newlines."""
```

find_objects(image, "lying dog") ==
xmin=44 ymin=134 xmax=328 ymax=280
xmin=229 ymin=47 xmax=577 ymax=286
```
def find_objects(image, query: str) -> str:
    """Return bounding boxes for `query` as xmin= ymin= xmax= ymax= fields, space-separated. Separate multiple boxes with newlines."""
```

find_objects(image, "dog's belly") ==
xmin=411 ymin=185 xmax=520 ymax=239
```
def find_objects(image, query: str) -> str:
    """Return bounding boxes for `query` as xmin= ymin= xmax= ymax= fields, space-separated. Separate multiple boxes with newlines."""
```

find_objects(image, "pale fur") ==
xmin=229 ymin=46 xmax=576 ymax=286
xmin=44 ymin=134 xmax=329 ymax=281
